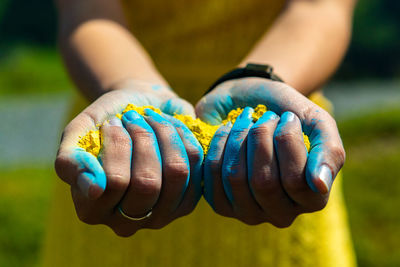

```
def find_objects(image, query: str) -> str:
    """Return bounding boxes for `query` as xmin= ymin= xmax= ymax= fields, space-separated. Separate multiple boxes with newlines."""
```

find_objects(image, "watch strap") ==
xmin=205 ymin=63 xmax=283 ymax=95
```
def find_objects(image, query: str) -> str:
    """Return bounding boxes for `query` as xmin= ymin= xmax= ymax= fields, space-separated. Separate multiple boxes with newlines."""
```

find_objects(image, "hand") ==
xmin=195 ymin=77 xmax=345 ymax=227
xmin=55 ymin=80 xmax=203 ymax=236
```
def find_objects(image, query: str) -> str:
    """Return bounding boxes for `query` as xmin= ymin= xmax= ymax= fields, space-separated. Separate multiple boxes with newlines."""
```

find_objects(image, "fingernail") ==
xmin=269 ymin=112 xmax=279 ymax=120
xmin=317 ymin=164 xmax=333 ymax=194
xmin=77 ymin=172 xmax=104 ymax=199
xmin=109 ymin=117 xmax=123 ymax=127
xmin=281 ymin=111 xmax=295 ymax=122
xmin=240 ymin=107 xmax=254 ymax=119
xmin=144 ymin=108 xmax=155 ymax=116
xmin=123 ymin=110 xmax=141 ymax=121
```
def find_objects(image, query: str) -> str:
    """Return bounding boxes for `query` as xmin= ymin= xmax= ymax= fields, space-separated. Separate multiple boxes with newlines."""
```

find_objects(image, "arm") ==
xmin=55 ymin=0 xmax=203 ymax=236
xmin=240 ymin=0 xmax=357 ymax=95
xmin=196 ymin=0 xmax=354 ymax=226
xmin=56 ymin=0 xmax=168 ymax=101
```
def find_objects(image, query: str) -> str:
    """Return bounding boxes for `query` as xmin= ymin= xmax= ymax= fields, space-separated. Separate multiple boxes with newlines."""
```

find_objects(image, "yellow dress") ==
xmin=42 ymin=0 xmax=356 ymax=266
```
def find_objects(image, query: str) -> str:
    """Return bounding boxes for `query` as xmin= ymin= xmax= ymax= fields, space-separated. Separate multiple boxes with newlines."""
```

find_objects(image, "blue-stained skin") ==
xmin=203 ymin=123 xmax=231 ymax=209
xmin=122 ymin=110 xmax=162 ymax=166
xmin=165 ymin=115 xmax=204 ymax=204
xmin=73 ymin=148 xmax=107 ymax=195
xmin=303 ymin=121 xmax=332 ymax=193
xmin=221 ymin=107 xmax=254 ymax=204
xmin=144 ymin=108 xmax=191 ymax=193
xmin=247 ymin=111 xmax=279 ymax=196
xmin=197 ymin=78 xmax=337 ymax=193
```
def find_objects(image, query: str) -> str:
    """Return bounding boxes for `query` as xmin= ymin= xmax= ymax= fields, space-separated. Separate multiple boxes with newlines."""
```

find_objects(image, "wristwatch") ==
xmin=205 ymin=63 xmax=283 ymax=95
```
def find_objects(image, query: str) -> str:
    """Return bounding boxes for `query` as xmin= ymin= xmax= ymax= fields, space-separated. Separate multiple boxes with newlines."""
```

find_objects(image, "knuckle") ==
xmin=153 ymin=121 xmax=174 ymax=133
xmin=177 ymin=204 xmax=197 ymax=218
xmin=106 ymin=173 xmax=130 ymax=191
xmin=54 ymin=154 xmax=71 ymax=182
xmin=213 ymin=207 xmax=234 ymax=218
xmin=129 ymin=126 xmax=154 ymax=139
xmin=229 ymin=128 xmax=246 ymax=140
xmin=132 ymin=171 xmax=161 ymax=195
xmin=165 ymin=161 xmax=190 ymax=182
xmin=283 ymin=175 xmax=309 ymax=195
xmin=75 ymin=209 xmax=99 ymax=225
xmin=270 ymin=215 xmax=297 ymax=228
xmin=274 ymin=131 xmax=298 ymax=145
xmin=249 ymin=125 xmax=273 ymax=142
xmin=186 ymin=146 xmax=204 ymax=164
xmin=308 ymin=198 xmax=328 ymax=212
xmin=106 ymin=129 xmax=131 ymax=149
xmin=147 ymin=219 xmax=169 ymax=230
xmin=224 ymin=163 xmax=245 ymax=188
xmin=250 ymin=172 xmax=280 ymax=196
xmin=239 ymin=216 xmax=264 ymax=226
xmin=227 ymin=174 xmax=245 ymax=191
xmin=205 ymin=158 xmax=221 ymax=174
xmin=330 ymin=144 xmax=346 ymax=167
xmin=213 ymin=129 xmax=229 ymax=140
xmin=111 ymin=227 xmax=137 ymax=238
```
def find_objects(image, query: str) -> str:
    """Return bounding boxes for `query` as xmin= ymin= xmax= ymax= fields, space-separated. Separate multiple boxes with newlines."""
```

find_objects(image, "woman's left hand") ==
xmin=195 ymin=77 xmax=345 ymax=227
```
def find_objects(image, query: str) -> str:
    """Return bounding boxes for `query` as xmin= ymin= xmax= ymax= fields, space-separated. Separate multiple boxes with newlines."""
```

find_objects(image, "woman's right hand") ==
xmin=55 ymin=80 xmax=204 ymax=237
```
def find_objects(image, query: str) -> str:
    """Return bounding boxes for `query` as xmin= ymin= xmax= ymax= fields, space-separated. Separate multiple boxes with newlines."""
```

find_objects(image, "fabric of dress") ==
xmin=42 ymin=0 xmax=356 ymax=266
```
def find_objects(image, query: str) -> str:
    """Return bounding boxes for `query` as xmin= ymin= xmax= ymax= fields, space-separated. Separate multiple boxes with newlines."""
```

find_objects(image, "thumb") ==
xmin=55 ymin=113 xmax=107 ymax=200
xmin=161 ymin=97 xmax=195 ymax=117
xmin=195 ymin=92 xmax=235 ymax=125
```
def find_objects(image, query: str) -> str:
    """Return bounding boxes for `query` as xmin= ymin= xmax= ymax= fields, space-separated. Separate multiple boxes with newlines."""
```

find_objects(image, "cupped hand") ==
xmin=55 ymin=80 xmax=203 ymax=236
xmin=195 ymin=77 xmax=345 ymax=227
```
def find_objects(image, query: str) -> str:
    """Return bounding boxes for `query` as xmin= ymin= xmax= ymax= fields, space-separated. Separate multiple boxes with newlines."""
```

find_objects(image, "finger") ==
xmin=71 ymin=117 xmax=133 ymax=222
xmin=106 ymin=111 xmax=163 ymax=235
xmin=204 ymin=123 xmax=234 ymax=217
xmin=247 ymin=111 xmax=297 ymax=226
xmin=163 ymin=115 xmax=204 ymax=217
xmin=161 ymin=98 xmax=196 ymax=117
xmin=274 ymin=112 xmax=327 ymax=211
xmin=116 ymin=110 xmax=163 ymax=219
xmin=68 ymin=117 xmax=133 ymax=226
xmin=303 ymin=109 xmax=346 ymax=194
xmin=55 ymin=113 xmax=106 ymax=200
xmin=143 ymin=109 xmax=190 ymax=224
xmin=222 ymin=107 xmax=263 ymax=221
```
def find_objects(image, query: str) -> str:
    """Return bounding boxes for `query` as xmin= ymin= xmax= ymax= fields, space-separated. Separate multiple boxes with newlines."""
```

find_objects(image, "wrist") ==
xmin=205 ymin=63 xmax=283 ymax=96
xmin=109 ymin=78 xmax=176 ymax=97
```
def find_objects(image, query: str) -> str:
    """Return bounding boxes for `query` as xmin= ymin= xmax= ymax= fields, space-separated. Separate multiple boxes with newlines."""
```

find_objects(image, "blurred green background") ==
xmin=0 ymin=0 xmax=399 ymax=266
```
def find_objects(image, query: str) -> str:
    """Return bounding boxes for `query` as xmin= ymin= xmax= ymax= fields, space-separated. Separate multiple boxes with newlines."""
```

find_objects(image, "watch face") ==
xmin=246 ymin=63 xmax=273 ymax=73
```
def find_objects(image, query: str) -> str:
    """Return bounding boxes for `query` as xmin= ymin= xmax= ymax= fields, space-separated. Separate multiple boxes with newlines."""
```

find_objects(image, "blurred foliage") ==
xmin=0 ymin=0 xmax=399 ymax=79
xmin=0 ymin=46 xmax=72 ymax=95
xmin=339 ymin=108 xmax=400 ymax=267
xmin=336 ymin=0 xmax=400 ymax=79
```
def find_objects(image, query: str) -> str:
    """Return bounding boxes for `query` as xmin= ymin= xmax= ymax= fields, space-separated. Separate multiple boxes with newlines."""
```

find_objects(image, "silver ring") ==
xmin=117 ymin=205 xmax=152 ymax=221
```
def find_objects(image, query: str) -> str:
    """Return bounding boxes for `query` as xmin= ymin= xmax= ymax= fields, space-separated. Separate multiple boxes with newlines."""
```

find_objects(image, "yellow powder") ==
xmin=78 ymin=130 xmax=102 ymax=156
xmin=173 ymin=114 xmax=219 ymax=155
xmin=78 ymin=104 xmax=310 ymax=157
xmin=222 ymin=104 xmax=268 ymax=125
xmin=303 ymin=133 xmax=310 ymax=151
xmin=117 ymin=104 xmax=161 ymax=118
